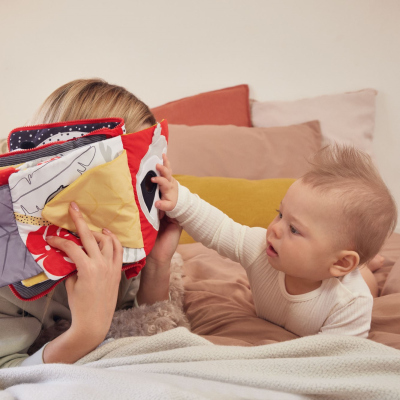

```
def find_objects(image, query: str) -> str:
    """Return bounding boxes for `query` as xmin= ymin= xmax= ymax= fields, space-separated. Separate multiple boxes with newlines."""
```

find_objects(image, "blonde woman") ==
xmin=0 ymin=79 xmax=181 ymax=368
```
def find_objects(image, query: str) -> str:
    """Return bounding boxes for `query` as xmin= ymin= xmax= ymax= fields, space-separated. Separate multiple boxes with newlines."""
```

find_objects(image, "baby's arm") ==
xmin=153 ymin=155 xmax=266 ymax=268
xmin=136 ymin=216 xmax=182 ymax=306
xmin=319 ymin=294 xmax=373 ymax=338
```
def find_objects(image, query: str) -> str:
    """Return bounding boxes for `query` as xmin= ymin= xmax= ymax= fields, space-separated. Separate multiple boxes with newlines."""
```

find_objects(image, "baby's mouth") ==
xmin=266 ymin=243 xmax=279 ymax=257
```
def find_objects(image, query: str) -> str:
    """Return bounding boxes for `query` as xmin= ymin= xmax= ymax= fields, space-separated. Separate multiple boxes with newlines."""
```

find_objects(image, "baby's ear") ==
xmin=329 ymin=251 xmax=360 ymax=277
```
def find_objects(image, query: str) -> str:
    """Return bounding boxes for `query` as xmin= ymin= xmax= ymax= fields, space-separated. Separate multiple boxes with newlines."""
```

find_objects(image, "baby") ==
xmin=153 ymin=145 xmax=397 ymax=338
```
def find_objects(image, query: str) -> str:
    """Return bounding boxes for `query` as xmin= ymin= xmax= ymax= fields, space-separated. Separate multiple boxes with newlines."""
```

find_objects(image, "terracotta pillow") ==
xmin=167 ymin=121 xmax=321 ymax=180
xmin=151 ymin=85 xmax=251 ymax=127
xmin=251 ymin=89 xmax=377 ymax=155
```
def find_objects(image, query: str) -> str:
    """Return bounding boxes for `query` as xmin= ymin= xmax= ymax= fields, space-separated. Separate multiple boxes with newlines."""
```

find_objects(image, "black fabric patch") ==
xmin=9 ymin=122 xmax=119 ymax=151
xmin=0 ymin=135 xmax=107 ymax=168
xmin=140 ymin=170 xmax=157 ymax=212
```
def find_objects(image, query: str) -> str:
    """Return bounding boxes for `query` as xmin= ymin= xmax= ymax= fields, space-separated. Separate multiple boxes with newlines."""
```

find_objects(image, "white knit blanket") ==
xmin=1 ymin=328 xmax=400 ymax=400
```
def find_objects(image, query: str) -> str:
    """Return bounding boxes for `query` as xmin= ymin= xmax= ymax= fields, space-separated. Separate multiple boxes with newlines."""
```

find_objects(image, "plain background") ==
xmin=1 ymin=0 xmax=399 ymax=232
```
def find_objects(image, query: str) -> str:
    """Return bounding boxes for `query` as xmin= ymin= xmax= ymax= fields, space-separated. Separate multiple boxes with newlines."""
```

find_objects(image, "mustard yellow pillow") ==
xmin=174 ymin=175 xmax=295 ymax=244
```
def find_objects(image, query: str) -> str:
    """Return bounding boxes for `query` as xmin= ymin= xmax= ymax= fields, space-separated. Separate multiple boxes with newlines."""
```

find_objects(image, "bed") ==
xmin=154 ymin=84 xmax=400 ymax=350
xmin=1 ymin=85 xmax=400 ymax=399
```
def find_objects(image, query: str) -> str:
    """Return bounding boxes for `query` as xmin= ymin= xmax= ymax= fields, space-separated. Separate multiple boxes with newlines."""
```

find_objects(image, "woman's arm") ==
xmin=42 ymin=326 xmax=104 ymax=364
xmin=43 ymin=202 xmax=123 ymax=364
xmin=0 ymin=303 xmax=42 ymax=368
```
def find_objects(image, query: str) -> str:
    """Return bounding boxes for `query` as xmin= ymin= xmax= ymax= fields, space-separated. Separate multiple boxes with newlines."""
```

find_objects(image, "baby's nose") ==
xmin=270 ymin=220 xmax=283 ymax=239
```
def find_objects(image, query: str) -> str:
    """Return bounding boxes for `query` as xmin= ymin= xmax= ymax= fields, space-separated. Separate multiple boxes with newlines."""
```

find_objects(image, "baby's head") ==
xmin=301 ymin=145 xmax=397 ymax=265
xmin=30 ymin=78 xmax=156 ymax=133
xmin=267 ymin=145 xmax=397 ymax=282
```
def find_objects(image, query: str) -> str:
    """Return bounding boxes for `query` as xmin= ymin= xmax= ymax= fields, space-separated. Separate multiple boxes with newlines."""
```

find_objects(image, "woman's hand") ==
xmin=43 ymin=202 xmax=123 ymax=363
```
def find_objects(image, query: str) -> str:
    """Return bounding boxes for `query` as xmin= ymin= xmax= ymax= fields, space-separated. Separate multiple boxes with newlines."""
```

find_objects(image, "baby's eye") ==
xmin=290 ymin=225 xmax=300 ymax=235
xmin=276 ymin=209 xmax=282 ymax=219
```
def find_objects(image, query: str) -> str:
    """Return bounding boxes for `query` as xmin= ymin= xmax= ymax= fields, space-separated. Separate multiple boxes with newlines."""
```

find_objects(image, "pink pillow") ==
xmin=251 ymin=89 xmax=377 ymax=155
xmin=167 ymin=121 xmax=321 ymax=179
xmin=151 ymin=85 xmax=251 ymax=127
xmin=179 ymin=242 xmax=298 ymax=345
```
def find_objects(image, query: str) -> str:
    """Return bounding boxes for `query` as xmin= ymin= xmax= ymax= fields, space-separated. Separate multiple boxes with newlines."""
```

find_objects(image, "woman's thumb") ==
xmin=65 ymin=274 xmax=78 ymax=293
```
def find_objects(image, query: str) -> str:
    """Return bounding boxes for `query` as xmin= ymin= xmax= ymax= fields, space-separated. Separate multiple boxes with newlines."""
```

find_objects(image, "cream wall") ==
xmin=1 ymin=0 xmax=399 ymax=231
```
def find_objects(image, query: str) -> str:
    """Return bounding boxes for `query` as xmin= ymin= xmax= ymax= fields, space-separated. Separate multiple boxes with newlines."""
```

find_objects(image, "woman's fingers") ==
xmin=91 ymin=229 xmax=123 ymax=268
xmin=91 ymin=230 xmax=114 ymax=261
xmin=46 ymin=236 xmax=87 ymax=267
xmin=102 ymin=228 xmax=123 ymax=267
xmin=69 ymin=202 xmax=101 ymax=258
xmin=48 ymin=201 xmax=123 ymax=272
xmin=65 ymin=274 xmax=78 ymax=294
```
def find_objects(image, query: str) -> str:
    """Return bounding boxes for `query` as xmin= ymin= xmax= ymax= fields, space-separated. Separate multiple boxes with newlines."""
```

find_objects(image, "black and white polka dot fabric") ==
xmin=8 ymin=119 xmax=125 ymax=152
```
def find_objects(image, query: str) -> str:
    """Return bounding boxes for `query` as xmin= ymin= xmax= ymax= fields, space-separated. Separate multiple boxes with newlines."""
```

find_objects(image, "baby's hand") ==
xmin=153 ymin=153 xmax=178 ymax=214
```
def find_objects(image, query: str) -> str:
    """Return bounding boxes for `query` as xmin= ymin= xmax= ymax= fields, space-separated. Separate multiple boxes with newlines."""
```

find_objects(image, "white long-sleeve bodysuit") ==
xmin=167 ymin=184 xmax=373 ymax=338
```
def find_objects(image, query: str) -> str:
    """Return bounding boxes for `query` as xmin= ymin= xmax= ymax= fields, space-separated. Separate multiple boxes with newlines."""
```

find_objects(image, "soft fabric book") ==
xmin=0 ymin=118 xmax=168 ymax=300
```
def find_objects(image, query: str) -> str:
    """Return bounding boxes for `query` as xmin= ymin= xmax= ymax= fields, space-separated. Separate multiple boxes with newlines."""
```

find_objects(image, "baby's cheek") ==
xmin=289 ymin=244 xmax=306 ymax=262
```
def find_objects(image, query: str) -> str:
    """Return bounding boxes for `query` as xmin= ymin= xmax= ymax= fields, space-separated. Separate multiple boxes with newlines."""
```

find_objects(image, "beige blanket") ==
xmin=0 ymin=327 xmax=400 ymax=400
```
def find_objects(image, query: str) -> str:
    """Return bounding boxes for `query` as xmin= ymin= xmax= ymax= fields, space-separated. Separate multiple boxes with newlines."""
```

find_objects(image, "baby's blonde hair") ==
xmin=30 ymin=78 xmax=156 ymax=133
xmin=301 ymin=144 xmax=397 ymax=265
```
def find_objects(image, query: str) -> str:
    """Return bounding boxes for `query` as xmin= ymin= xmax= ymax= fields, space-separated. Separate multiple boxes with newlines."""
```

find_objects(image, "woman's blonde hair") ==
xmin=31 ymin=78 xmax=155 ymax=317
xmin=301 ymin=144 xmax=398 ymax=265
xmin=31 ymin=78 xmax=156 ymax=133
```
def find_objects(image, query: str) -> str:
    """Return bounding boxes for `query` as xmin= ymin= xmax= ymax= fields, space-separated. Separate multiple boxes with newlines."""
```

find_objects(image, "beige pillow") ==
xmin=0 ymin=139 xmax=7 ymax=155
xmin=251 ymin=89 xmax=377 ymax=155
xmin=167 ymin=121 xmax=321 ymax=179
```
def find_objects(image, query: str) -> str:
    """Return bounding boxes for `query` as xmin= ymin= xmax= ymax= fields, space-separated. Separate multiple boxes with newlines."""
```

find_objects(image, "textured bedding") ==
xmin=1 ymin=327 xmax=399 ymax=400
xmin=178 ymin=232 xmax=400 ymax=349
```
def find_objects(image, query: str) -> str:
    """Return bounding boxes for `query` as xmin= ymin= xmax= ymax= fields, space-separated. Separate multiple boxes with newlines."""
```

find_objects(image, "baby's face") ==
xmin=266 ymin=180 xmax=343 ymax=282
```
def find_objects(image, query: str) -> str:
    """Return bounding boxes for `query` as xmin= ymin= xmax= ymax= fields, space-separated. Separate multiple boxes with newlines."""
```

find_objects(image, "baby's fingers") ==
xmin=151 ymin=175 xmax=171 ymax=195
xmin=162 ymin=153 xmax=172 ymax=171
xmin=155 ymin=163 xmax=172 ymax=181
xmin=155 ymin=199 xmax=175 ymax=212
